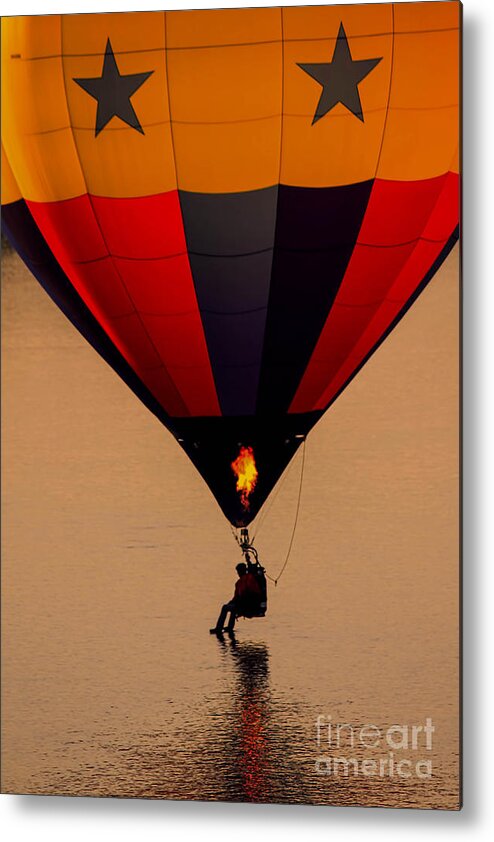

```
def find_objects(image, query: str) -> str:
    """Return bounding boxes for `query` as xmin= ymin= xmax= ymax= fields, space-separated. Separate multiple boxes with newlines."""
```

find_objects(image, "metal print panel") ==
xmin=1 ymin=1 xmax=461 ymax=808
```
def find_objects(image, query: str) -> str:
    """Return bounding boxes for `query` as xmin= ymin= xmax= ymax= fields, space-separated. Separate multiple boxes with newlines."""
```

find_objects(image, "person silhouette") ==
xmin=210 ymin=562 xmax=262 ymax=634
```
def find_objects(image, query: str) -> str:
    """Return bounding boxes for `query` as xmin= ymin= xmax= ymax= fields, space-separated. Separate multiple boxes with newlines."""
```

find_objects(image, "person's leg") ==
xmin=226 ymin=607 xmax=237 ymax=632
xmin=211 ymin=601 xmax=234 ymax=633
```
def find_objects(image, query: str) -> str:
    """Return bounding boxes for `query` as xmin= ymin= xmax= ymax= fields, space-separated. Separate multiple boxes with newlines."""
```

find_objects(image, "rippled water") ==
xmin=1 ymin=248 xmax=460 ymax=808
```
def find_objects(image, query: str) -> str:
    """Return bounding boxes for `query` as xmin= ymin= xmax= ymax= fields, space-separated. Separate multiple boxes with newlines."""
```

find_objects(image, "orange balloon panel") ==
xmin=2 ymin=3 xmax=460 ymax=527
xmin=3 ymin=3 xmax=460 ymax=202
xmin=1 ymin=144 xmax=21 ymax=205
xmin=281 ymin=29 xmax=392 ymax=186
xmin=166 ymin=6 xmax=281 ymax=49
xmin=393 ymin=0 xmax=460 ymax=33
xmin=166 ymin=38 xmax=282 ymax=192
xmin=1 ymin=17 xmax=86 ymax=201
xmin=62 ymin=12 xmax=177 ymax=198
xmin=283 ymin=2 xmax=392 ymax=40
xmin=378 ymin=13 xmax=460 ymax=179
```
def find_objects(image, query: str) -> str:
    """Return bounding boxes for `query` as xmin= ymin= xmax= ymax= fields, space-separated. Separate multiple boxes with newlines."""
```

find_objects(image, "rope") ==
xmin=230 ymin=524 xmax=242 ymax=547
xmin=251 ymin=452 xmax=297 ymax=542
xmin=267 ymin=438 xmax=307 ymax=586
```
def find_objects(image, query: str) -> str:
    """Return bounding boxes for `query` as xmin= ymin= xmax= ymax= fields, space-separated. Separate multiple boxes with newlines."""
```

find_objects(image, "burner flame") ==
xmin=231 ymin=446 xmax=258 ymax=510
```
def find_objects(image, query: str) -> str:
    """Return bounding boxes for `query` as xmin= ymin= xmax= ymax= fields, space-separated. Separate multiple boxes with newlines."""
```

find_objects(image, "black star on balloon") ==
xmin=74 ymin=38 xmax=153 ymax=137
xmin=298 ymin=23 xmax=382 ymax=125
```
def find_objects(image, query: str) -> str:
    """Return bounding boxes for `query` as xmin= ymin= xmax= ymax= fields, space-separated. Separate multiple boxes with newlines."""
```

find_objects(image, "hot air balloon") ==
xmin=1 ymin=4 xmax=460 ymax=528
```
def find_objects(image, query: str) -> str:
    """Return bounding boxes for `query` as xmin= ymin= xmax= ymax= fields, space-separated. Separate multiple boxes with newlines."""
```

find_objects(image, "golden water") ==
xmin=1 ymin=248 xmax=459 ymax=807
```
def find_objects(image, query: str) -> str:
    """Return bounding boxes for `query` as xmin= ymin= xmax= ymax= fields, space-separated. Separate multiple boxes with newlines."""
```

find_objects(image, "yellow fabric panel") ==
xmin=2 ymin=4 xmax=460 ymax=201
xmin=1 ymin=144 xmax=21 ymax=205
xmin=3 ymin=13 xmax=61 ymax=59
xmin=166 ymin=6 xmax=281 ymax=49
xmin=1 ymin=15 xmax=86 ymax=202
xmin=168 ymin=41 xmax=281 ymax=124
xmin=282 ymin=2 xmax=392 ymax=40
xmin=281 ymin=5 xmax=393 ymax=187
xmin=166 ymin=10 xmax=282 ymax=192
xmin=62 ymin=13 xmax=177 ymax=197
xmin=393 ymin=0 xmax=460 ymax=33
xmin=377 ymin=5 xmax=460 ymax=179
xmin=61 ymin=10 xmax=164 ymax=55
xmin=171 ymin=117 xmax=281 ymax=193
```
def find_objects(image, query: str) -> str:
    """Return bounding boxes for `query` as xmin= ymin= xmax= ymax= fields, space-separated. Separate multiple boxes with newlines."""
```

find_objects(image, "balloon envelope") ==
xmin=1 ymin=5 xmax=460 ymax=525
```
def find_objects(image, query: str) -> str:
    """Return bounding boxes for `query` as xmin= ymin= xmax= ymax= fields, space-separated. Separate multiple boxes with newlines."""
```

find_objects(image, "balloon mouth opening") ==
xmin=231 ymin=445 xmax=258 ymax=512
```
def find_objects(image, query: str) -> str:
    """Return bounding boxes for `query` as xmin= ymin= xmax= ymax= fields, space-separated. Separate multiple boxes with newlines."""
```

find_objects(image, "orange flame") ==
xmin=231 ymin=446 xmax=258 ymax=510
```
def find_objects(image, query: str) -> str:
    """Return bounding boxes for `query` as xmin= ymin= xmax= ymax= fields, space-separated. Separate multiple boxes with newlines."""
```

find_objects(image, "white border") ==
xmin=0 ymin=0 xmax=470 ymax=15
